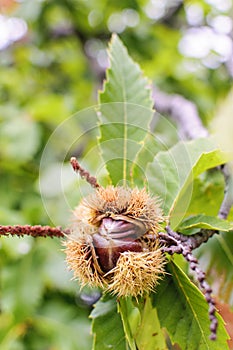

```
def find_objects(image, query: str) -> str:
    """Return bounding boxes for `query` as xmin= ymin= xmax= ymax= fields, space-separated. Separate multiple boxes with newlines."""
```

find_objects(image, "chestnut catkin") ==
xmin=64 ymin=186 xmax=166 ymax=297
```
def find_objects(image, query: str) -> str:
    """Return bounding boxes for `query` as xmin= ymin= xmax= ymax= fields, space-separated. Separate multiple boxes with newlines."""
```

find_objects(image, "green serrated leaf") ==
xmin=118 ymin=298 xmax=137 ymax=350
xmin=185 ymin=171 xmax=225 ymax=218
xmin=91 ymin=294 xmax=128 ymax=350
xmin=146 ymin=138 xmax=229 ymax=229
xmin=118 ymin=296 xmax=167 ymax=350
xmin=98 ymin=34 xmax=153 ymax=186
xmin=178 ymin=215 xmax=233 ymax=234
xmin=133 ymin=133 xmax=168 ymax=187
xmin=133 ymin=113 xmax=181 ymax=187
xmin=152 ymin=261 xmax=229 ymax=350
xmin=134 ymin=296 xmax=167 ymax=350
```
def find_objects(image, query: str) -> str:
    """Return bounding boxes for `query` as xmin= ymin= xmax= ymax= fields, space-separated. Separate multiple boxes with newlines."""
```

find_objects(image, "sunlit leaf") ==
xmin=184 ymin=171 xmax=225 ymax=218
xmin=98 ymin=34 xmax=153 ymax=186
xmin=134 ymin=296 xmax=167 ymax=350
xmin=178 ymin=215 xmax=233 ymax=234
xmin=118 ymin=298 xmax=137 ymax=350
xmin=118 ymin=296 xmax=167 ymax=350
xmin=146 ymin=138 xmax=229 ymax=229
xmin=152 ymin=261 xmax=229 ymax=349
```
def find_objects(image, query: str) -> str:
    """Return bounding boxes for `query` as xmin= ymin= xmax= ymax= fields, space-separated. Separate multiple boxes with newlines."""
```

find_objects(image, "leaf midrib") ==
xmin=171 ymin=263 xmax=210 ymax=349
xmin=116 ymin=51 xmax=128 ymax=186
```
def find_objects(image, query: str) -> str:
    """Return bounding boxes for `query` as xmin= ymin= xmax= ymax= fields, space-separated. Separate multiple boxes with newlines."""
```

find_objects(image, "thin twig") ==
xmin=0 ymin=225 xmax=68 ymax=238
xmin=70 ymin=157 xmax=100 ymax=188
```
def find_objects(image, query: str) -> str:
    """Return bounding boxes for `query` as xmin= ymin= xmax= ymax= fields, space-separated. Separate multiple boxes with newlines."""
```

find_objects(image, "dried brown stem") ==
xmin=0 ymin=225 xmax=68 ymax=238
xmin=70 ymin=157 xmax=100 ymax=188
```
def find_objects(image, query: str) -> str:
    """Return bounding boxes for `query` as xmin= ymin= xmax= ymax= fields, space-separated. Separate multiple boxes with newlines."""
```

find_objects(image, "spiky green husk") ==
xmin=107 ymin=246 xmax=166 ymax=297
xmin=65 ymin=186 xmax=167 ymax=297
xmin=65 ymin=239 xmax=166 ymax=297
xmin=64 ymin=240 xmax=105 ymax=288
xmin=72 ymin=185 xmax=164 ymax=232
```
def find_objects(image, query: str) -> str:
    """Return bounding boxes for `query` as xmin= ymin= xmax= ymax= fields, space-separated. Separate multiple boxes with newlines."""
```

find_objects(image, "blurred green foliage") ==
xmin=0 ymin=0 xmax=232 ymax=349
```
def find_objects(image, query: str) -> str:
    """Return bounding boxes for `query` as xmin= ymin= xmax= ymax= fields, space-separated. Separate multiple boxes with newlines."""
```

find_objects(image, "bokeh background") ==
xmin=0 ymin=0 xmax=233 ymax=349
